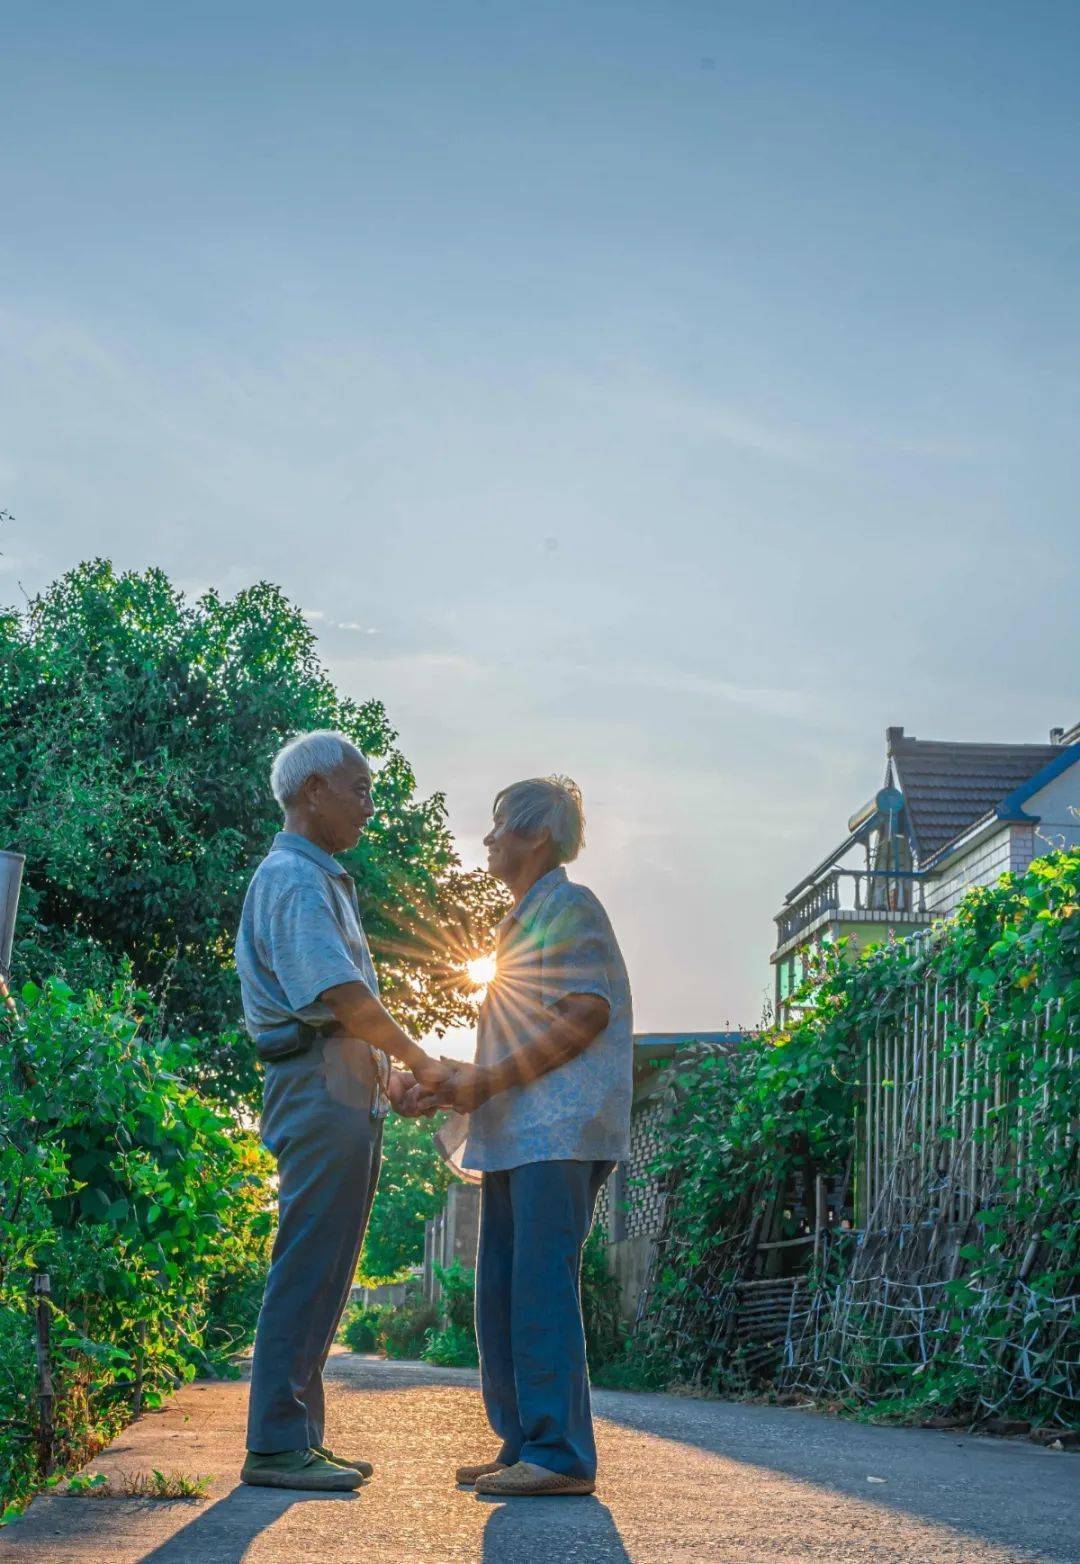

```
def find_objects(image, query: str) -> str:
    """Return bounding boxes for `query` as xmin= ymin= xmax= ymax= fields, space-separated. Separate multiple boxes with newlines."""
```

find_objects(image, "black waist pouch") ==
xmin=256 ymin=1020 xmax=334 ymax=1063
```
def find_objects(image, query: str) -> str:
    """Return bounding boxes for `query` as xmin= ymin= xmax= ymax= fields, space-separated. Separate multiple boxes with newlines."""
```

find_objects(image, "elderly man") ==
xmin=235 ymin=730 xmax=448 ymax=1492
xmin=434 ymin=776 xmax=632 ymax=1498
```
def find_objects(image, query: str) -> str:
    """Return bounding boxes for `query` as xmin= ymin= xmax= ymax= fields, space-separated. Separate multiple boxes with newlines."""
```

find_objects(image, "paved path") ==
xmin=3 ymin=1351 xmax=1077 ymax=1562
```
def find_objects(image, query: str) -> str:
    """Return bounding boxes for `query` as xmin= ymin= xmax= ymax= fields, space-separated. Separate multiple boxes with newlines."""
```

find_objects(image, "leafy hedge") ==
xmin=0 ymin=979 xmax=272 ymax=1517
xmin=422 ymin=1262 xmax=479 ymax=1368
xmin=623 ymin=848 xmax=1080 ymax=1418
xmin=338 ymin=1281 xmax=439 ymax=1362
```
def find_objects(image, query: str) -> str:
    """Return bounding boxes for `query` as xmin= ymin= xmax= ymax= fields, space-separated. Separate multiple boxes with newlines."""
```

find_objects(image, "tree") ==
xmin=0 ymin=560 xmax=506 ymax=1107
xmin=359 ymin=1113 xmax=455 ymax=1280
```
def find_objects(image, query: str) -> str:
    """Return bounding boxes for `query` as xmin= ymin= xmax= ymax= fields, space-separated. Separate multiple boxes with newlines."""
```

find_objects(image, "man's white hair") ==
xmin=270 ymin=730 xmax=369 ymax=808
xmin=493 ymin=775 xmax=586 ymax=865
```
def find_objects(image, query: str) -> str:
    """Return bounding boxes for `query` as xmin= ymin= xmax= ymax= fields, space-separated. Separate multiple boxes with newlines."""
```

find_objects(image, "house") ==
xmin=771 ymin=719 xmax=1080 ymax=1020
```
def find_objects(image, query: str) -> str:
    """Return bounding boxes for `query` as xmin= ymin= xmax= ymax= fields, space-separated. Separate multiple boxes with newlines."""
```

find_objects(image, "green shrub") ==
xmin=0 ymin=978 xmax=272 ymax=1516
xmin=591 ymin=1346 xmax=674 ymax=1393
xmin=434 ymin=1260 xmax=476 ymax=1334
xmin=422 ymin=1322 xmax=479 ymax=1368
xmin=421 ymin=1261 xmax=478 ymax=1367
xmin=581 ymin=1226 xmax=626 ymax=1371
xmin=339 ymin=1303 xmax=387 ymax=1354
xmin=415 ymin=1237 xmax=626 ymax=1375
xmin=381 ymin=1295 xmax=440 ymax=1360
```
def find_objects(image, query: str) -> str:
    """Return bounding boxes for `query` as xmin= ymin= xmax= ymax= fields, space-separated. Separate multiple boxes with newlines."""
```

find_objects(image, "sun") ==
xmin=466 ymin=954 xmax=497 ymax=989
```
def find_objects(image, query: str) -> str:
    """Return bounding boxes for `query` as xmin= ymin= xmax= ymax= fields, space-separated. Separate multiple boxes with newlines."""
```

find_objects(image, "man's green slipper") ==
xmin=241 ymin=1448 xmax=364 ymax=1491
xmin=314 ymin=1444 xmax=374 ymax=1480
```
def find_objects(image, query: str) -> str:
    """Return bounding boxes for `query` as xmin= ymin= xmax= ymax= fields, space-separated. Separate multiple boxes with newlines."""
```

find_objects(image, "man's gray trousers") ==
xmin=476 ymin=1158 xmax=614 ymax=1480
xmin=246 ymin=1036 xmax=382 ymax=1454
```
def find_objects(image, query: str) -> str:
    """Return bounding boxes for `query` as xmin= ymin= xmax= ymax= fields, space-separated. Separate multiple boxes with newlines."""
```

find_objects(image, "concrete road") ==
xmin=3 ymin=1351 xmax=1076 ymax=1563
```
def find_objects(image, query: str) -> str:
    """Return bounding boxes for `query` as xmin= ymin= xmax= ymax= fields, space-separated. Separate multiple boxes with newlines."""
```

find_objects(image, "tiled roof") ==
xmin=890 ymin=736 xmax=1061 ymax=862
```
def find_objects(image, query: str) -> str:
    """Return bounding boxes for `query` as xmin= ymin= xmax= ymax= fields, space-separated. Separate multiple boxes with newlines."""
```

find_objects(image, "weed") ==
xmin=63 ymin=1468 xmax=211 ymax=1501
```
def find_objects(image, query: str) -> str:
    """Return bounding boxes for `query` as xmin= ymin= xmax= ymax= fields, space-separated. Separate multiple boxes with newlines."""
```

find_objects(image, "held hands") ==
xmin=388 ymin=1058 xmax=452 ymax=1119
xmin=386 ymin=1070 xmax=428 ymax=1118
xmin=413 ymin=1059 xmax=496 ymax=1115
xmin=436 ymin=1059 xmax=496 ymax=1113
xmin=389 ymin=1052 xmax=498 ymax=1118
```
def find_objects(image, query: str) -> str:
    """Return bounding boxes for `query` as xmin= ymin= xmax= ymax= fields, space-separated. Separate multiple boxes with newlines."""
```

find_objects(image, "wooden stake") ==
xmin=32 ymin=1274 xmax=54 ymax=1477
xmin=813 ymin=1174 xmax=827 ymax=1270
xmin=133 ymin=1319 xmax=147 ymax=1417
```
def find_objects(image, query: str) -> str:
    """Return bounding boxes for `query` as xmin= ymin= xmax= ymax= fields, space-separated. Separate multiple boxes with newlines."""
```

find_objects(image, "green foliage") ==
xmin=433 ymin=1260 xmax=476 ymax=1333
xmin=0 ymin=560 xmax=507 ymax=1108
xmin=339 ymin=1303 xmax=385 ymax=1354
xmin=0 ymin=978 xmax=272 ymax=1514
xmin=590 ymin=1341 xmax=675 ymax=1393
xmin=360 ymin=1112 xmax=453 ymax=1280
xmin=422 ymin=1323 xmax=479 ymax=1368
xmin=0 ymin=557 xmax=509 ymax=1518
xmin=65 ymin=1472 xmax=108 ymax=1496
xmin=580 ymin=1226 xmax=626 ymax=1372
xmin=422 ymin=1260 xmax=478 ymax=1367
xmin=381 ymin=1295 xmax=440 ymax=1361
xmin=340 ymin=1276 xmax=441 ymax=1362
xmin=582 ymin=1223 xmax=676 ymax=1391
xmin=67 ymin=1468 xmax=211 ymax=1500
xmin=413 ymin=1231 xmax=634 ymax=1375
xmin=635 ymin=849 xmax=1080 ymax=1419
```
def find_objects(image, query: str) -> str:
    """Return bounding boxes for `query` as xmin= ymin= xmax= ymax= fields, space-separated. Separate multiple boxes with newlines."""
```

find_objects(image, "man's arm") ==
xmin=320 ymin=980 xmax=451 ymax=1090
xmin=437 ymin=992 xmax=610 ymax=1112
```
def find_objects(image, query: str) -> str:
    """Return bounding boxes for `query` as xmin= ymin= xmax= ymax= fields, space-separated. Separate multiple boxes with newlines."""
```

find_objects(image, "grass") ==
xmin=64 ymin=1468 xmax=212 ymax=1501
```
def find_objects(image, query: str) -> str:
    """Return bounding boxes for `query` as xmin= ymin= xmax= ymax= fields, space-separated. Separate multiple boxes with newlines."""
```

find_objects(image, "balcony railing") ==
xmin=775 ymin=868 xmax=932 ymax=950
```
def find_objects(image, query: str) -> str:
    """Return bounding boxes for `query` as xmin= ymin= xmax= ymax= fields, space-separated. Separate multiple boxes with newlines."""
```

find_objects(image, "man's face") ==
xmin=308 ymin=755 xmax=375 ymax=853
xmin=483 ymin=805 xmax=535 ymax=887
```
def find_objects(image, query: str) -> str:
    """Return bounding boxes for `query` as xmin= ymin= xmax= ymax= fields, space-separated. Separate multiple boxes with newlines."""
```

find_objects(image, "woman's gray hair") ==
xmin=270 ymin=730 xmax=368 ymax=808
xmin=493 ymin=775 xmax=586 ymax=864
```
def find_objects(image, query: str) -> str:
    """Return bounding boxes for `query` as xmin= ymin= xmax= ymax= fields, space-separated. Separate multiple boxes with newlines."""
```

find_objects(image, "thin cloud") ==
xmin=567 ymin=371 xmax=831 ymax=467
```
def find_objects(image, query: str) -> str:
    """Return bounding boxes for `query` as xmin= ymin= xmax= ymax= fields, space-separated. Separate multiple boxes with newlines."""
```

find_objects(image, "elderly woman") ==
xmin=438 ymin=776 xmax=633 ymax=1497
xmin=235 ymin=730 xmax=449 ymax=1492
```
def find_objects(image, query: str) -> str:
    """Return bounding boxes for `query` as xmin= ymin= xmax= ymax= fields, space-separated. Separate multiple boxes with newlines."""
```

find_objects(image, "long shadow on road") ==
xmin=133 ymin=1488 xmax=361 ymax=1564
xmin=320 ymin=1359 xmax=1078 ymax=1561
xmin=479 ymin=1497 xmax=630 ymax=1563
xmin=590 ymin=1384 xmax=1078 ymax=1562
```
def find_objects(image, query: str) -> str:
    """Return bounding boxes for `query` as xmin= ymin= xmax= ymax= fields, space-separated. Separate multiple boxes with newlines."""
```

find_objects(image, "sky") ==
xmin=2 ymin=2 xmax=1078 ymax=1047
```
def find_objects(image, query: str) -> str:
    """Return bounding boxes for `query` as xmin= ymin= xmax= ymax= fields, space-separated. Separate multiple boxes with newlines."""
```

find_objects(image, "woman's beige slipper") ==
xmin=473 ymin=1460 xmax=595 ymax=1496
xmin=455 ymin=1460 xmax=507 ymax=1485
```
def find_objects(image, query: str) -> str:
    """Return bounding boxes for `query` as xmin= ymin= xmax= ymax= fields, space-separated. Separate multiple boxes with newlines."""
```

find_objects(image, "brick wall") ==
xmin=595 ymin=1094 xmax=669 ymax=1241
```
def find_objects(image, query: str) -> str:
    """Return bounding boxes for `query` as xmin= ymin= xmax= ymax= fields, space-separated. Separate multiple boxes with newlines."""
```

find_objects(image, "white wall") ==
xmin=928 ymin=826 xmax=1015 ymax=917
xmin=1027 ymin=762 xmax=1080 ymax=856
xmin=928 ymin=759 xmax=1080 ymax=918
